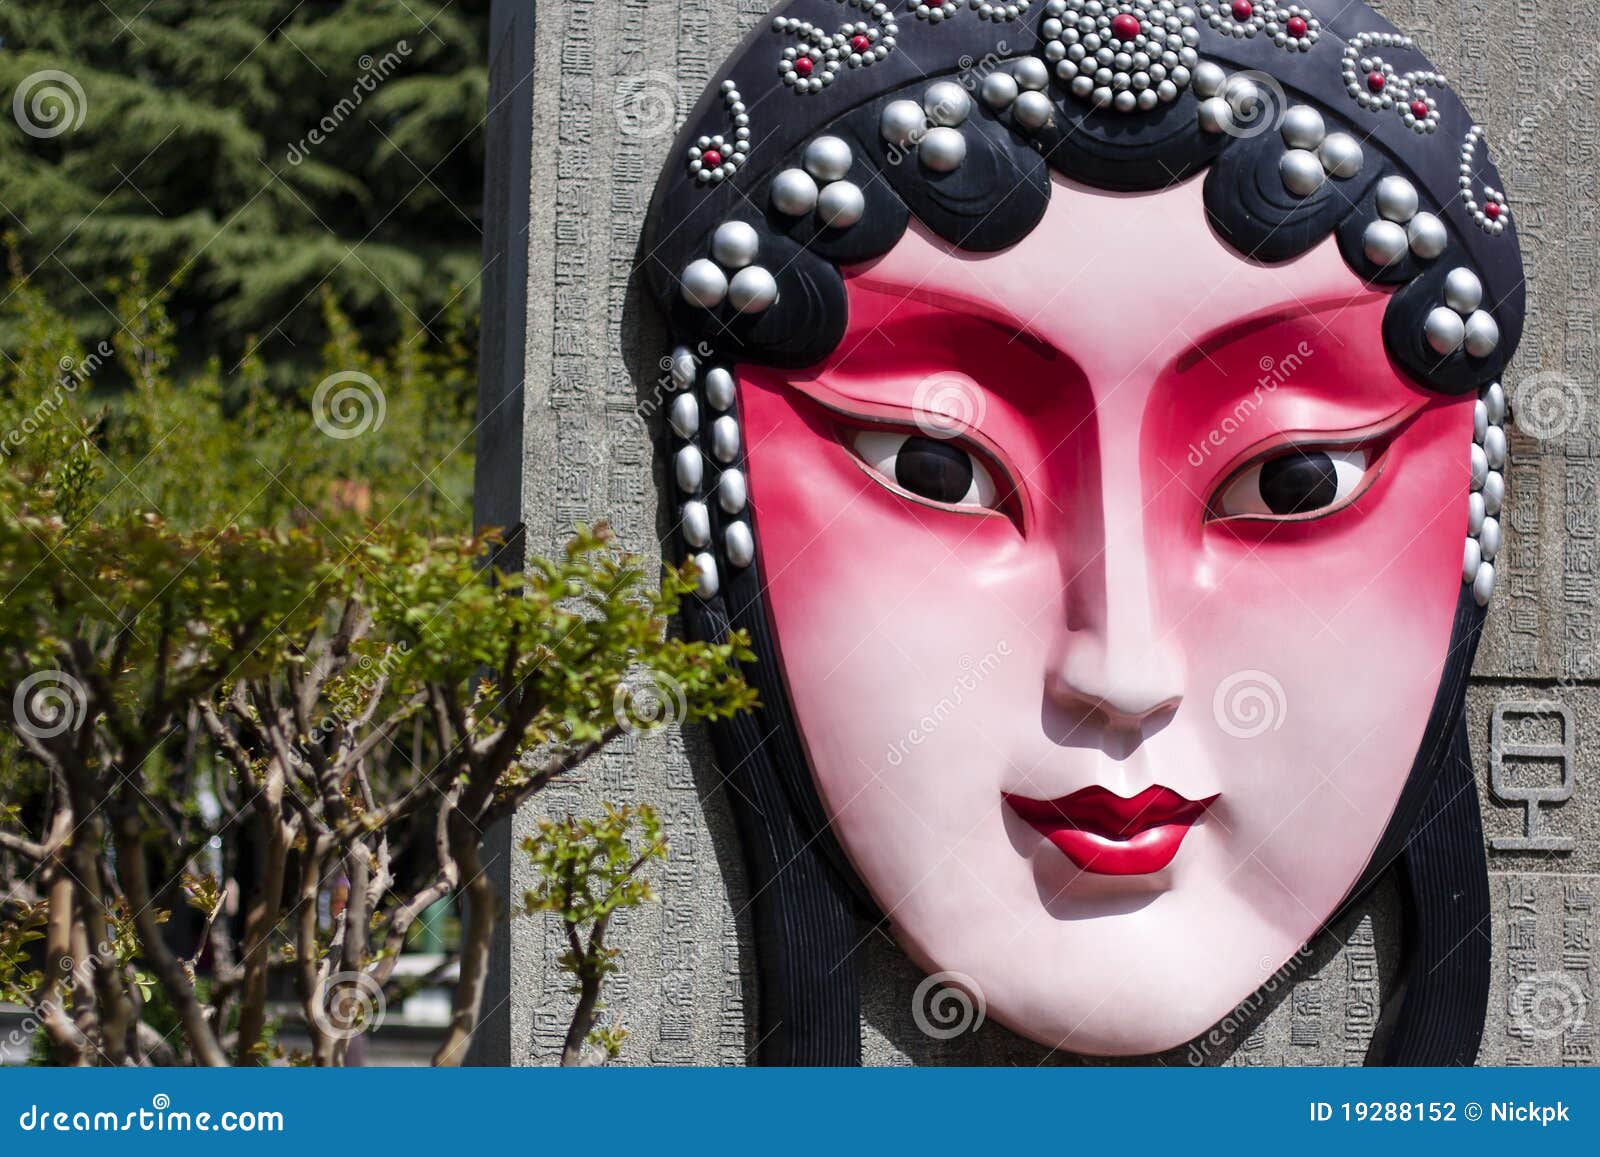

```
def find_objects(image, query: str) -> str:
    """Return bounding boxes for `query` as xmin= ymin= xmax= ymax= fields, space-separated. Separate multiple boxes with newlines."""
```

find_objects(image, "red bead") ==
xmin=1410 ymin=99 xmax=1429 ymax=119
xmin=1485 ymin=201 xmax=1502 ymax=220
xmin=1367 ymin=71 xmax=1386 ymax=93
xmin=702 ymin=149 xmax=722 ymax=169
xmin=1111 ymin=13 xmax=1141 ymax=39
xmin=794 ymin=56 xmax=814 ymax=77
xmin=1286 ymin=15 xmax=1308 ymax=36
xmin=850 ymin=33 xmax=871 ymax=53
xmin=1231 ymin=0 xmax=1253 ymax=20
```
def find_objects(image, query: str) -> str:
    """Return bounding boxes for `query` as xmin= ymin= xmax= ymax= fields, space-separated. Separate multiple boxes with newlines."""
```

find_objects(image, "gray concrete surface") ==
xmin=477 ymin=0 xmax=1598 ymax=1066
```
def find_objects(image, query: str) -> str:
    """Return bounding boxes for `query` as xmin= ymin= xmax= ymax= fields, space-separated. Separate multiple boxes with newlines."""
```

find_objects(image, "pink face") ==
xmin=736 ymin=174 xmax=1476 ymax=1055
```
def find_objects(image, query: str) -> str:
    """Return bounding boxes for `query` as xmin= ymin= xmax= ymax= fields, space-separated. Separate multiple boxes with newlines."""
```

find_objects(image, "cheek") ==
xmin=1176 ymin=401 xmax=1471 ymax=885
xmin=736 ymin=374 xmax=1031 ymax=813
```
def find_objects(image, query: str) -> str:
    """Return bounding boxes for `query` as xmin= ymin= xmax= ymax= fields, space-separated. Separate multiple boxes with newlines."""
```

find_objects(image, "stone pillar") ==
xmin=476 ymin=0 xmax=1600 ymax=1066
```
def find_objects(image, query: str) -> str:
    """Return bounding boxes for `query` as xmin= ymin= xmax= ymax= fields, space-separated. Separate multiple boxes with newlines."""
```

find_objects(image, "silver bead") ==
xmin=1444 ymin=267 xmax=1483 ymax=314
xmin=1483 ymin=424 xmax=1508 ymax=470
xmin=1472 ymin=560 xmax=1495 ymax=607
xmin=711 ymin=221 xmax=760 ymax=269
xmin=724 ymin=521 xmax=756 ymax=568
xmin=1013 ymin=89 xmax=1053 ymax=130
xmin=1318 ymin=133 xmax=1364 ymax=178
xmin=925 ymin=81 xmax=971 ymax=126
xmin=919 ymin=126 xmax=967 ymax=172
xmin=705 ymin=367 xmax=736 ymax=411
xmin=1407 ymin=212 xmax=1448 ymax=260
xmin=1279 ymin=149 xmax=1325 ymax=196
xmin=681 ymin=501 xmax=711 ymax=549
xmin=1467 ymin=491 xmax=1486 ymax=535
xmin=881 ymin=99 xmax=927 ymax=148
xmin=1469 ymin=442 xmax=1488 ymax=490
xmin=1375 ymin=176 xmax=1419 ymax=223
xmin=1225 ymin=77 xmax=1259 ymax=118
xmin=981 ymin=72 xmax=1020 ymax=110
xmin=1425 ymin=306 xmax=1466 ymax=355
xmin=1485 ymin=382 xmax=1507 ymax=425
xmin=711 ymin=416 xmax=741 ymax=463
xmin=718 ymin=468 xmax=748 ymax=514
xmin=770 ymin=168 xmax=820 ymax=216
xmin=693 ymin=552 xmax=720 ymax=599
xmin=1473 ymin=399 xmax=1488 ymax=442
xmin=1464 ymin=310 xmax=1500 ymax=358
xmin=804 ymin=135 xmax=854 ymax=182
xmin=1197 ymin=97 xmax=1230 ymax=135
xmin=676 ymin=445 xmax=705 ymax=493
xmin=1478 ymin=516 xmax=1502 ymax=561
xmin=1482 ymin=470 xmax=1504 ymax=516
xmin=681 ymin=259 xmax=728 ymax=309
xmin=1363 ymin=219 xmax=1409 ymax=267
xmin=817 ymin=180 xmax=866 ymax=228
xmin=668 ymin=393 xmax=700 ymax=439
xmin=1192 ymin=60 xmax=1226 ymax=98
xmin=669 ymin=346 xmax=697 ymax=389
xmin=1463 ymin=537 xmax=1482 ymax=583
xmin=728 ymin=266 xmax=779 ymax=314
xmin=1013 ymin=56 xmax=1050 ymax=91
xmin=1280 ymin=105 xmax=1326 ymax=150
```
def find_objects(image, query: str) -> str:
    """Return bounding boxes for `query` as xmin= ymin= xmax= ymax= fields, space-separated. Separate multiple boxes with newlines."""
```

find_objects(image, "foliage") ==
xmin=523 ymin=804 xmax=669 ymax=1065
xmin=0 ymin=0 xmax=489 ymax=367
xmin=0 ymin=263 xmax=758 ymax=1066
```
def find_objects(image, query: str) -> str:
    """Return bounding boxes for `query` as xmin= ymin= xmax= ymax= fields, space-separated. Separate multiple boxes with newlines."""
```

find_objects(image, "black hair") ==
xmin=643 ymin=0 xmax=1521 ymax=1065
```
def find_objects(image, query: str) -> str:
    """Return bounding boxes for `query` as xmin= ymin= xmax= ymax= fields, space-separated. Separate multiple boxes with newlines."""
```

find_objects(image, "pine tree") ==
xmin=0 ymin=0 xmax=489 ymax=366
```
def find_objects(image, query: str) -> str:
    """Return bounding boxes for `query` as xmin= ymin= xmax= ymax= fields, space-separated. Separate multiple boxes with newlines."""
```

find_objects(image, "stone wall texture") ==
xmin=477 ymin=0 xmax=1600 ymax=1066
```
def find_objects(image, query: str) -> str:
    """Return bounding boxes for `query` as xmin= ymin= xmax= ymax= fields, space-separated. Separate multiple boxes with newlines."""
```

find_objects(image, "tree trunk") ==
xmin=432 ymin=819 xmax=496 ymax=1067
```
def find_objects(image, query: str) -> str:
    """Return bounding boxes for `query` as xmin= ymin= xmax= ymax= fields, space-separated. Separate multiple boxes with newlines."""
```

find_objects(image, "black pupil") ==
xmin=1258 ymin=450 xmax=1339 ymax=515
xmin=894 ymin=437 xmax=975 ymax=504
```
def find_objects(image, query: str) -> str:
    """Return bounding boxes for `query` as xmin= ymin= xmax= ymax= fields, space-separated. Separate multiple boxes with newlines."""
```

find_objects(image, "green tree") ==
xmin=0 ymin=265 xmax=757 ymax=1066
xmin=0 ymin=0 xmax=489 ymax=367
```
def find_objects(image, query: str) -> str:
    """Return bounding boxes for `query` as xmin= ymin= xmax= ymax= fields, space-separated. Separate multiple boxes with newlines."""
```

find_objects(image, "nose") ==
xmin=1047 ymin=636 xmax=1183 ymax=730
xmin=1045 ymin=448 xmax=1185 ymax=734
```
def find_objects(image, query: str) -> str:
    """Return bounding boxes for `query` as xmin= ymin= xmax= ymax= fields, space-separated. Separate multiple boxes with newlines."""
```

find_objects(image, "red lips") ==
xmin=1003 ymin=785 xmax=1217 ymax=875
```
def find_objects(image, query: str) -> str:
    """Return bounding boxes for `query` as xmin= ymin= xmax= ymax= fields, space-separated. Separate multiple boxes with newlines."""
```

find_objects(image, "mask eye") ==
xmin=852 ymin=430 xmax=1001 ymax=511
xmin=1213 ymin=447 xmax=1370 ymax=519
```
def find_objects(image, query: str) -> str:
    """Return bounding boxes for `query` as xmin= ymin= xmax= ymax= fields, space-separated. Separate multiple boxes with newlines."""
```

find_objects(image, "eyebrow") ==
xmin=852 ymin=264 xmax=1382 ymax=377
xmin=1172 ymin=294 xmax=1383 ymax=375
xmin=845 ymin=269 xmax=1060 ymax=361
